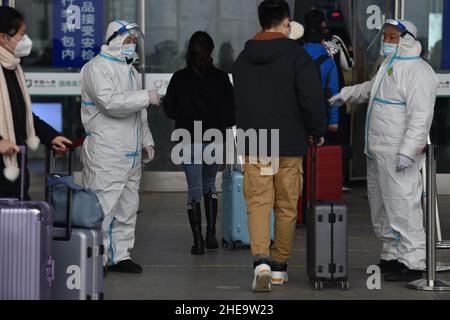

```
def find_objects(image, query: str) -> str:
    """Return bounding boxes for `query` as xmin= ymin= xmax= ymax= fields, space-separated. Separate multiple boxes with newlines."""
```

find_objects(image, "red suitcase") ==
xmin=297 ymin=145 xmax=343 ymax=225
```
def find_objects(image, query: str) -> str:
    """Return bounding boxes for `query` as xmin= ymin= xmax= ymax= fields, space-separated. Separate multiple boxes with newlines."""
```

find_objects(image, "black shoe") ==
xmin=378 ymin=259 xmax=402 ymax=274
xmin=107 ymin=259 xmax=143 ymax=274
xmin=384 ymin=263 xmax=423 ymax=282
xmin=204 ymin=192 xmax=219 ymax=249
xmin=188 ymin=202 xmax=205 ymax=255
xmin=103 ymin=266 xmax=108 ymax=278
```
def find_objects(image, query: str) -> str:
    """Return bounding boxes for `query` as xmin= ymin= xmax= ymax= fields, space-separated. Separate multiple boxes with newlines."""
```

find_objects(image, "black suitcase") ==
xmin=306 ymin=144 xmax=349 ymax=290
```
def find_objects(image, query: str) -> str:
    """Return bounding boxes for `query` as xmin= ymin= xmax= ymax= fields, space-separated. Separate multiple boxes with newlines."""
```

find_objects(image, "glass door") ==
xmin=348 ymin=0 xmax=392 ymax=180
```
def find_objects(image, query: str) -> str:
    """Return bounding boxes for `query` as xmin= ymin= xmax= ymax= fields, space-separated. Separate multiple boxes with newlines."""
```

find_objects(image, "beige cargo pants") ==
xmin=243 ymin=156 xmax=303 ymax=264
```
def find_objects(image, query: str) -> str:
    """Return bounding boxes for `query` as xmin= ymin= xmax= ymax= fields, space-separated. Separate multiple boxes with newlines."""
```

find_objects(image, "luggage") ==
xmin=51 ymin=228 xmax=104 ymax=300
xmin=298 ymin=145 xmax=343 ymax=225
xmin=47 ymin=148 xmax=104 ymax=300
xmin=49 ymin=174 xmax=103 ymax=229
xmin=0 ymin=146 xmax=54 ymax=300
xmin=306 ymin=144 xmax=349 ymax=290
xmin=221 ymin=167 xmax=275 ymax=249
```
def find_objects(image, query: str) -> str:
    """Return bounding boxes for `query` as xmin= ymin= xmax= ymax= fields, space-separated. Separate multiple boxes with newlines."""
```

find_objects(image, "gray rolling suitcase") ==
xmin=0 ymin=146 xmax=55 ymax=300
xmin=306 ymin=144 xmax=349 ymax=290
xmin=52 ymin=228 xmax=104 ymax=300
xmin=47 ymin=148 xmax=104 ymax=300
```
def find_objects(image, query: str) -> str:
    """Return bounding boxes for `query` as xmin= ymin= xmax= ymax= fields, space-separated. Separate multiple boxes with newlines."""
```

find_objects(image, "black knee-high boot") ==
xmin=187 ymin=202 xmax=205 ymax=255
xmin=204 ymin=192 xmax=219 ymax=249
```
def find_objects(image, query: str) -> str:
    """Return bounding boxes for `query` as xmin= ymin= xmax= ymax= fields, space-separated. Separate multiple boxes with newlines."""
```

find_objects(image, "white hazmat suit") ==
xmin=80 ymin=21 xmax=157 ymax=266
xmin=331 ymin=20 xmax=438 ymax=270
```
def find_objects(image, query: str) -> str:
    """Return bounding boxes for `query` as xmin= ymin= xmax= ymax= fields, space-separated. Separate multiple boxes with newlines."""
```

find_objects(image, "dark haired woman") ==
xmin=163 ymin=31 xmax=235 ymax=255
xmin=0 ymin=6 xmax=72 ymax=199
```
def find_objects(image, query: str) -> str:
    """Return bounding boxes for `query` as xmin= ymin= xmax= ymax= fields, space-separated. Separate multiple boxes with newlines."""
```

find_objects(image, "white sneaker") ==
xmin=252 ymin=263 xmax=272 ymax=292
xmin=271 ymin=271 xmax=289 ymax=285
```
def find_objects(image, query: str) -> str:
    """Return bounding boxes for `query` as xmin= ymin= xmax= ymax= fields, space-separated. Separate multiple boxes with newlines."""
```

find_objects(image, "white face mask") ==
xmin=9 ymin=34 xmax=33 ymax=58
xmin=121 ymin=43 xmax=136 ymax=59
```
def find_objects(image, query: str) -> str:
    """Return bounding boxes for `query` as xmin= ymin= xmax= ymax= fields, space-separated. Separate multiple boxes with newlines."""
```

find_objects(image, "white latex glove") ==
xmin=148 ymin=90 xmax=161 ymax=106
xmin=328 ymin=94 xmax=346 ymax=107
xmin=142 ymin=146 xmax=155 ymax=164
xmin=396 ymin=154 xmax=414 ymax=173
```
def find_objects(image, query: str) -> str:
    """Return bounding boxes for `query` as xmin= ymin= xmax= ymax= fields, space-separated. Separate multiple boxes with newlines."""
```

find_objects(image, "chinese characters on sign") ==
xmin=53 ymin=0 xmax=103 ymax=68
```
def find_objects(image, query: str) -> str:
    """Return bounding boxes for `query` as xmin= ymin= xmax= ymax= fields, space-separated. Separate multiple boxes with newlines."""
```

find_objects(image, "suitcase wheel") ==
xmin=313 ymin=281 xmax=323 ymax=291
xmin=231 ymin=241 xmax=238 ymax=250
xmin=340 ymin=281 xmax=350 ymax=291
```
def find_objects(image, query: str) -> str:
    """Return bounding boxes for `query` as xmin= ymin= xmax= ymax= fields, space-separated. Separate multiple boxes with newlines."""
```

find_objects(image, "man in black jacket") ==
xmin=233 ymin=0 xmax=327 ymax=292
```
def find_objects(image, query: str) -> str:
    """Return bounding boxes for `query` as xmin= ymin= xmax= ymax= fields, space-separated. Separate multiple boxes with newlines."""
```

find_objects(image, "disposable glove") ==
xmin=396 ymin=154 xmax=414 ymax=173
xmin=148 ymin=90 xmax=161 ymax=106
xmin=328 ymin=94 xmax=346 ymax=107
xmin=142 ymin=146 xmax=155 ymax=164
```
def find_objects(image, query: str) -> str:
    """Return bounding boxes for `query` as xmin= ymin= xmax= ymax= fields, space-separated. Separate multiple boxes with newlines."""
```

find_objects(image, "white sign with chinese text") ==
xmin=25 ymin=72 xmax=81 ymax=96
xmin=437 ymin=73 xmax=450 ymax=96
xmin=25 ymin=72 xmax=449 ymax=97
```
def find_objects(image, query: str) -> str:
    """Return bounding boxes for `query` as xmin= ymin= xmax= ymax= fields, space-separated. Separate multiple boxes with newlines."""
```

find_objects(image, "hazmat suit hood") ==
xmin=397 ymin=20 xmax=422 ymax=58
xmin=386 ymin=20 xmax=422 ymax=58
xmin=101 ymin=20 xmax=141 ymax=61
xmin=243 ymin=38 xmax=297 ymax=65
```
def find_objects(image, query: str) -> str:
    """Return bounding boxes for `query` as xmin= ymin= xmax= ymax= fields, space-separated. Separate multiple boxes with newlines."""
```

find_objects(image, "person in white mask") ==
xmin=329 ymin=20 xmax=439 ymax=282
xmin=0 ymin=6 xmax=71 ymax=200
xmin=80 ymin=20 xmax=161 ymax=274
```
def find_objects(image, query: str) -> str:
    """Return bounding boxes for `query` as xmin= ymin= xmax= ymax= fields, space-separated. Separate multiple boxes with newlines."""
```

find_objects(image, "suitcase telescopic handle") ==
xmin=308 ymin=142 xmax=318 ymax=210
xmin=46 ymin=146 xmax=75 ymax=241
xmin=18 ymin=146 xmax=26 ymax=201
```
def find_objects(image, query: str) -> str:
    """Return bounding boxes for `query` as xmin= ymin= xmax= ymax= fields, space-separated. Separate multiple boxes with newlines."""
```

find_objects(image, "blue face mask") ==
xmin=382 ymin=43 xmax=398 ymax=57
xmin=121 ymin=43 xmax=136 ymax=59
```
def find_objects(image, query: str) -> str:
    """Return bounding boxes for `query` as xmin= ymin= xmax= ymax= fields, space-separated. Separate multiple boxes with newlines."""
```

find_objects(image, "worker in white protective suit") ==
xmin=330 ymin=19 xmax=438 ymax=282
xmin=80 ymin=20 xmax=161 ymax=274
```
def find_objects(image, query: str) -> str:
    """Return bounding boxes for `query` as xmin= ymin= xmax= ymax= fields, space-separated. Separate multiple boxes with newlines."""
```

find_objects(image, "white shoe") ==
xmin=271 ymin=271 xmax=289 ymax=285
xmin=252 ymin=263 xmax=272 ymax=292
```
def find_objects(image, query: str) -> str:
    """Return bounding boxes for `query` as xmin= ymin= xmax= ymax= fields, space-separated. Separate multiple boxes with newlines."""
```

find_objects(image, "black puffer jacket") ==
xmin=233 ymin=34 xmax=327 ymax=156
xmin=163 ymin=66 xmax=236 ymax=137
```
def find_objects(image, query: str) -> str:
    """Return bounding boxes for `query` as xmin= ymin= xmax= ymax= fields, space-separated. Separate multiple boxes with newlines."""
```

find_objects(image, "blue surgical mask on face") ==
xmin=121 ymin=43 xmax=136 ymax=58
xmin=382 ymin=43 xmax=398 ymax=57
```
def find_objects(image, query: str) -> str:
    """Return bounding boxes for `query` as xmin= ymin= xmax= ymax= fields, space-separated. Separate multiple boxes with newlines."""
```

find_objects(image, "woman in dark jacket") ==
xmin=164 ymin=31 xmax=235 ymax=255
xmin=0 ymin=7 xmax=72 ymax=200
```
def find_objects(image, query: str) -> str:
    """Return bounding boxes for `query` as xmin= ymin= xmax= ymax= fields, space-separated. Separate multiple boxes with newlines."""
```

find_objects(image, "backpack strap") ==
xmin=314 ymin=54 xmax=332 ymax=99
xmin=315 ymin=54 xmax=330 ymax=70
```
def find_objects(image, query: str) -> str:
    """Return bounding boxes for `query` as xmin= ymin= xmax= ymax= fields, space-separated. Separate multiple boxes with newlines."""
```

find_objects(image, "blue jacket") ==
xmin=304 ymin=43 xmax=340 ymax=126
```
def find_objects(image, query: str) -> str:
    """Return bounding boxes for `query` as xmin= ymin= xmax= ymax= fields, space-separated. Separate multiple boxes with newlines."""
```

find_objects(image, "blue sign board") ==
xmin=53 ymin=0 xmax=103 ymax=68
